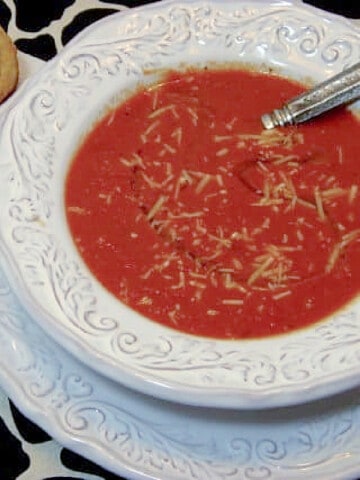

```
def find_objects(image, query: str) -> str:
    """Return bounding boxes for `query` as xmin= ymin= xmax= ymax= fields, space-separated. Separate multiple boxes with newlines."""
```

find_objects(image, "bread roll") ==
xmin=0 ymin=25 xmax=18 ymax=103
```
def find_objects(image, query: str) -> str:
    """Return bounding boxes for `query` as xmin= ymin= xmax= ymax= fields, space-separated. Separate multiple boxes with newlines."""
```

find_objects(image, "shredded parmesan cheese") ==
xmin=222 ymin=299 xmax=244 ymax=305
xmin=148 ymin=104 xmax=176 ymax=119
xmin=68 ymin=206 xmax=87 ymax=215
xmin=216 ymin=148 xmax=229 ymax=157
xmin=187 ymin=106 xmax=198 ymax=125
xmin=349 ymin=185 xmax=358 ymax=204
xmin=171 ymin=127 xmax=183 ymax=145
xmin=337 ymin=145 xmax=343 ymax=164
xmin=143 ymin=120 xmax=160 ymax=138
xmin=247 ymin=256 xmax=274 ymax=286
xmin=214 ymin=134 xmax=233 ymax=142
xmin=146 ymin=195 xmax=168 ymax=221
xmin=120 ymin=153 xmax=145 ymax=169
xmin=195 ymin=174 xmax=212 ymax=194
xmin=314 ymin=187 xmax=326 ymax=221
xmin=272 ymin=290 xmax=292 ymax=300
xmin=326 ymin=229 xmax=360 ymax=272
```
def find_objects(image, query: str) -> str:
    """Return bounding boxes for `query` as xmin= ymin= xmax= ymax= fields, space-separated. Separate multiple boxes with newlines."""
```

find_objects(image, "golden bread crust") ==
xmin=0 ymin=25 xmax=18 ymax=103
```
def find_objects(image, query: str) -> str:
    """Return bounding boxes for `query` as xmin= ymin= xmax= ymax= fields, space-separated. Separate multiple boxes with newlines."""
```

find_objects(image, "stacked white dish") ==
xmin=0 ymin=1 xmax=359 ymax=478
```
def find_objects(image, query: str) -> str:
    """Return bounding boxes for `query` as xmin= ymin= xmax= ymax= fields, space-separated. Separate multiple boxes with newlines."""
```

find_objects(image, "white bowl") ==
xmin=0 ymin=0 xmax=359 ymax=409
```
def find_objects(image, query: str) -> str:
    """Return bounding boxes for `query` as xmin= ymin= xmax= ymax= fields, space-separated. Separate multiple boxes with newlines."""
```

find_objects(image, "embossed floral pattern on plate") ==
xmin=1 ymin=242 xmax=360 ymax=479
xmin=0 ymin=0 xmax=359 ymax=408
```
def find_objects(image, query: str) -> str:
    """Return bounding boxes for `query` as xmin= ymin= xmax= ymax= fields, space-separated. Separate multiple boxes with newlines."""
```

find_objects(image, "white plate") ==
xmin=0 ymin=0 xmax=360 ymax=409
xmin=1 ymin=246 xmax=360 ymax=480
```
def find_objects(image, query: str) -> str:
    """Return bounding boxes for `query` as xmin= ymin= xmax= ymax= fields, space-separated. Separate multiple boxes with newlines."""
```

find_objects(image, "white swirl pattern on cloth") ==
xmin=4 ymin=0 xmax=128 ymax=56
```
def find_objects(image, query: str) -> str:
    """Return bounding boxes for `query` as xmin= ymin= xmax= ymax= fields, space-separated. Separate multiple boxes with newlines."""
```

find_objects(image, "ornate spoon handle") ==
xmin=261 ymin=61 xmax=360 ymax=129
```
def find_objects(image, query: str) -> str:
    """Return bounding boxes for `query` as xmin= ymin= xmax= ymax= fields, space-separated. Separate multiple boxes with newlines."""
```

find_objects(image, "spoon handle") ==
xmin=261 ymin=61 xmax=360 ymax=129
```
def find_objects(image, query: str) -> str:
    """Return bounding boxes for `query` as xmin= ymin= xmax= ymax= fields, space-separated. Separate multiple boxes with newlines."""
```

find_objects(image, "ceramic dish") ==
xmin=0 ymin=0 xmax=360 ymax=409
xmin=1 ymin=243 xmax=360 ymax=480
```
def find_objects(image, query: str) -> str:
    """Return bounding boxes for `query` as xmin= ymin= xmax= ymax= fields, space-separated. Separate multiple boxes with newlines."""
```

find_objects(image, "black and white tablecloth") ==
xmin=0 ymin=1 xmax=359 ymax=479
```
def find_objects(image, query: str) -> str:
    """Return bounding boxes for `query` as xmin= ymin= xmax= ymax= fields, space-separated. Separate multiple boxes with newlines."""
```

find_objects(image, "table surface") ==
xmin=0 ymin=1 xmax=359 ymax=479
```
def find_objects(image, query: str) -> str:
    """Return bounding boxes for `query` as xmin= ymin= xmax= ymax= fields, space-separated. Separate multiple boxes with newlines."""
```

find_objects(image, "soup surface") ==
xmin=66 ymin=68 xmax=360 ymax=339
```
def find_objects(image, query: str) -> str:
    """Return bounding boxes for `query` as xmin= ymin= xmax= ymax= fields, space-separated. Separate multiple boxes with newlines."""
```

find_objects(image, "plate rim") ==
xmin=1 ymin=0 xmax=360 ymax=409
xmin=0 ymin=236 xmax=360 ymax=480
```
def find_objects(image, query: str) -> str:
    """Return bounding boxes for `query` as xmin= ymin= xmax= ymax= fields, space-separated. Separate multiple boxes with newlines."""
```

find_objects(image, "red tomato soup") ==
xmin=65 ymin=68 xmax=360 ymax=339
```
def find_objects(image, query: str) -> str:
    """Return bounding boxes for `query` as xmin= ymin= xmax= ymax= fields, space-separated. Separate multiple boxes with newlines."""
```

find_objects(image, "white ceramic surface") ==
xmin=1 ymin=238 xmax=360 ymax=480
xmin=0 ymin=0 xmax=360 ymax=409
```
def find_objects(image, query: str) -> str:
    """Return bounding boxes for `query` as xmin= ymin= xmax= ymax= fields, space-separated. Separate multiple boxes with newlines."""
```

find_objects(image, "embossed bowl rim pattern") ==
xmin=1 ymin=239 xmax=360 ymax=480
xmin=0 ymin=0 xmax=359 ymax=409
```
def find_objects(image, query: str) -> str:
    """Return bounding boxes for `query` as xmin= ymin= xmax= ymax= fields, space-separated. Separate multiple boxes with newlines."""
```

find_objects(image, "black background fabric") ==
xmin=0 ymin=1 xmax=359 ymax=479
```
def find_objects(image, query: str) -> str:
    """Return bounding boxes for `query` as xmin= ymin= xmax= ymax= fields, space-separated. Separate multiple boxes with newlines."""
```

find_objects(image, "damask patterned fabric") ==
xmin=0 ymin=1 xmax=359 ymax=479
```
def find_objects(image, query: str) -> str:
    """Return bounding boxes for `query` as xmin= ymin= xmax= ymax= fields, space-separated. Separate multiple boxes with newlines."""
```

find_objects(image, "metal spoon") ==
xmin=261 ymin=61 xmax=360 ymax=129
